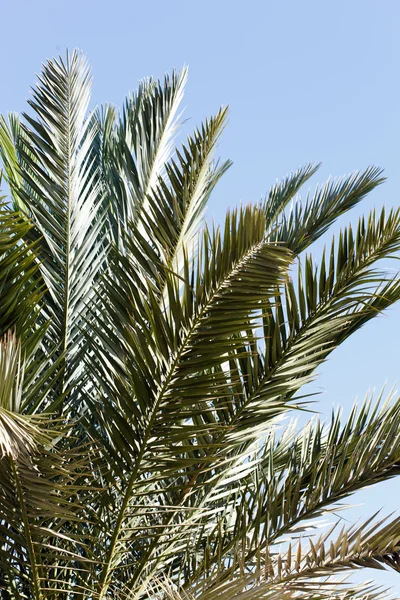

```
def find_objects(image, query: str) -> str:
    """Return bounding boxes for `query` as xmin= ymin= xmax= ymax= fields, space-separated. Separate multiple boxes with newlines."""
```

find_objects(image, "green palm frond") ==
xmin=0 ymin=434 xmax=95 ymax=600
xmin=193 ymin=573 xmax=391 ymax=600
xmin=136 ymin=107 xmax=231 ymax=282
xmin=105 ymin=107 xmax=231 ymax=307
xmin=89 ymin=203 xmax=291 ymax=461
xmin=185 ymin=390 xmax=400 ymax=586
xmin=122 ymin=68 xmax=187 ymax=207
xmin=264 ymin=162 xmax=321 ymax=230
xmin=75 ymin=124 xmax=400 ymax=600
xmin=2 ymin=52 xmax=107 ymax=405
xmin=112 ymin=201 xmax=400 ymax=593
xmin=0 ymin=200 xmax=62 ymax=414
xmin=266 ymin=166 xmax=385 ymax=253
xmin=160 ymin=581 xmax=391 ymax=600
xmin=0 ymin=331 xmax=51 ymax=458
xmin=263 ymin=389 xmax=400 ymax=543
xmin=0 ymin=114 xmax=23 ymax=202
xmin=100 ymin=68 xmax=188 ymax=247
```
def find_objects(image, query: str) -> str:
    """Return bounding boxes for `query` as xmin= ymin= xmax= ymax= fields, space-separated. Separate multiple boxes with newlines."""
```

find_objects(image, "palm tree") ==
xmin=0 ymin=50 xmax=400 ymax=600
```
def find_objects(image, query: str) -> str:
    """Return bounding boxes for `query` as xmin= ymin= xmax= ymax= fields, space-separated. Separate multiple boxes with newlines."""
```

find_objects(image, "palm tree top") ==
xmin=0 ymin=49 xmax=399 ymax=599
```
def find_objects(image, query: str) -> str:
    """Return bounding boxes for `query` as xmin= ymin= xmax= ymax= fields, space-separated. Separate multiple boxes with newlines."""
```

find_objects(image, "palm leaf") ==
xmin=0 ymin=114 xmax=23 ymax=203
xmin=266 ymin=166 xmax=385 ymax=253
xmin=263 ymin=389 xmax=400 ymax=543
xmin=188 ymin=390 xmax=400 ymax=585
xmin=101 ymin=68 xmax=188 ymax=247
xmin=264 ymin=162 xmax=321 ymax=230
xmin=3 ymin=52 xmax=107 ymax=406
xmin=138 ymin=107 xmax=231 ymax=288
xmin=108 ymin=107 xmax=231 ymax=303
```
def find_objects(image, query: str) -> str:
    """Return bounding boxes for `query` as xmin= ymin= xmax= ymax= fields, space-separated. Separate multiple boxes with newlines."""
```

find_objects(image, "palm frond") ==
xmin=4 ymin=51 xmax=107 ymax=404
xmin=263 ymin=389 xmax=400 ymax=543
xmin=267 ymin=166 xmax=386 ymax=254
xmin=190 ymin=390 xmax=400 ymax=582
xmin=0 ymin=331 xmax=52 ymax=457
xmin=219 ymin=205 xmax=400 ymax=443
xmin=84 ymin=201 xmax=400 ymax=598
xmin=123 ymin=68 xmax=187 ymax=203
xmin=84 ymin=204 xmax=291 ymax=598
xmin=0 ymin=200 xmax=62 ymax=414
xmin=108 ymin=107 xmax=231 ymax=308
xmin=187 ymin=514 xmax=400 ymax=599
xmin=103 ymin=68 xmax=188 ymax=245
xmin=264 ymin=162 xmax=320 ymax=230
xmin=137 ymin=107 xmax=231 ymax=286
xmin=2 ymin=51 xmax=400 ymax=600
xmin=149 ymin=573 xmax=390 ymax=600
xmin=0 ymin=114 xmax=23 ymax=204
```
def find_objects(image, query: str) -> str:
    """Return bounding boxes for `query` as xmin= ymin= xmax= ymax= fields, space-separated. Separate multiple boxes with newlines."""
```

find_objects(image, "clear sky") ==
xmin=1 ymin=0 xmax=400 ymax=592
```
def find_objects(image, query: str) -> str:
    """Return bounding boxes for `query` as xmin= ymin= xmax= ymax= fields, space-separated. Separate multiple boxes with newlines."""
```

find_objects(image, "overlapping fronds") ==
xmin=154 ymin=578 xmax=391 ymax=600
xmin=0 ymin=200 xmax=43 ymax=349
xmin=0 ymin=429 xmax=95 ymax=600
xmin=135 ymin=107 xmax=231 ymax=276
xmin=144 ymin=392 xmax=400 ymax=594
xmin=0 ymin=200 xmax=63 ymax=413
xmin=122 ymin=68 xmax=187 ymax=215
xmin=263 ymin=389 xmax=400 ymax=542
xmin=0 ymin=50 xmax=400 ymax=600
xmin=0 ymin=331 xmax=48 ymax=458
xmin=0 ymin=331 xmax=96 ymax=600
xmin=105 ymin=106 xmax=231 ymax=302
xmin=217 ymin=205 xmax=400 ymax=445
xmin=88 ymin=204 xmax=290 ymax=457
xmin=82 ymin=204 xmax=291 ymax=598
xmin=188 ymin=514 xmax=400 ymax=600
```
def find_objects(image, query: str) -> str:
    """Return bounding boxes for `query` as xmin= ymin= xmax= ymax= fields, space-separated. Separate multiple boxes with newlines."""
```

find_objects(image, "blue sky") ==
xmin=2 ymin=0 xmax=400 ymax=592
